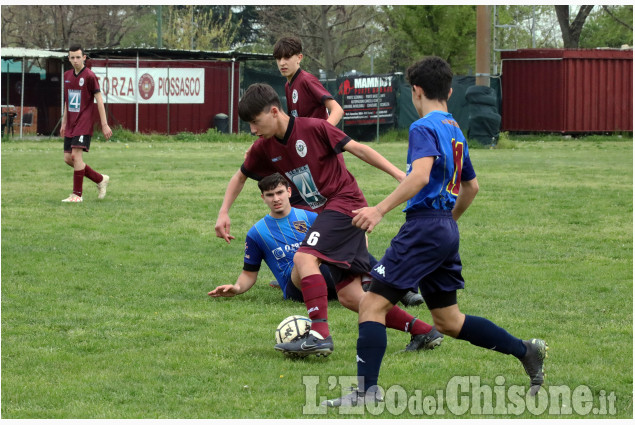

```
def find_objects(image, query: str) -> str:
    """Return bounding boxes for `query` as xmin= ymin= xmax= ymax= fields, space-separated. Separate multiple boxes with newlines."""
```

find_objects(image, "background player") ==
xmin=273 ymin=36 xmax=344 ymax=127
xmin=324 ymin=56 xmax=547 ymax=407
xmin=215 ymin=84 xmax=441 ymax=357
xmin=60 ymin=43 xmax=111 ymax=202
xmin=210 ymin=173 xmax=440 ymax=352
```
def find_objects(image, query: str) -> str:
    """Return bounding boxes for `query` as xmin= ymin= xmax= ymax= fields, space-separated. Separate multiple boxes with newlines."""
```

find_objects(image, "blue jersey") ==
xmin=243 ymin=207 xmax=317 ymax=299
xmin=405 ymin=111 xmax=476 ymax=212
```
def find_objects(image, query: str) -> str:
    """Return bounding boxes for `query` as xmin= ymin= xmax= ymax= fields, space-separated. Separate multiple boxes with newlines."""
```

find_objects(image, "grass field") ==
xmin=1 ymin=135 xmax=632 ymax=418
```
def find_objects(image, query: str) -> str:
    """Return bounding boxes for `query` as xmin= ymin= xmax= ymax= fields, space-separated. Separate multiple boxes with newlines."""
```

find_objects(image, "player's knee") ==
xmin=433 ymin=317 xmax=462 ymax=337
xmin=337 ymin=290 xmax=360 ymax=312
xmin=293 ymin=252 xmax=317 ymax=270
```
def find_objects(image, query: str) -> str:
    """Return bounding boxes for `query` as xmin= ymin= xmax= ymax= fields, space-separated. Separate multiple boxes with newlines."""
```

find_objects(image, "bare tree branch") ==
xmin=602 ymin=5 xmax=633 ymax=31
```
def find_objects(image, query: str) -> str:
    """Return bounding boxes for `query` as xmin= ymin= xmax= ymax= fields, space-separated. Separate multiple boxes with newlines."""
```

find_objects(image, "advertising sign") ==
xmin=92 ymin=67 xmax=205 ymax=104
xmin=336 ymin=74 xmax=397 ymax=125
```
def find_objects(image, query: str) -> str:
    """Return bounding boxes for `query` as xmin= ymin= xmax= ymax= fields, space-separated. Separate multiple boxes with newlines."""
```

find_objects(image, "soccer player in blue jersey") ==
xmin=209 ymin=173 xmax=337 ymax=302
xmin=212 ymin=172 xmax=442 ymax=351
xmin=324 ymin=57 xmax=547 ymax=407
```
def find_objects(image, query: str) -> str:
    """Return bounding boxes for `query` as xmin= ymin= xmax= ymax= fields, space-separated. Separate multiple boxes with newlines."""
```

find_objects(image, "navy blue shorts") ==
xmin=64 ymin=135 xmax=91 ymax=153
xmin=370 ymin=209 xmax=465 ymax=296
xmin=297 ymin=209 xmax=370 ymax=275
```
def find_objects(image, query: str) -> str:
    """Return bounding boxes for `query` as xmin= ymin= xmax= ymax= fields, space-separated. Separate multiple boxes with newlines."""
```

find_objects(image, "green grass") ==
xmin=1 ymin=134 xmax=632 ymax=418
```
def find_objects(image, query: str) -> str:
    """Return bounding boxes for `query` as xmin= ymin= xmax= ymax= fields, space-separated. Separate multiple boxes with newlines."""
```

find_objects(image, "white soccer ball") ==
xmin=275 ymin=315 xmax=311 ymax=344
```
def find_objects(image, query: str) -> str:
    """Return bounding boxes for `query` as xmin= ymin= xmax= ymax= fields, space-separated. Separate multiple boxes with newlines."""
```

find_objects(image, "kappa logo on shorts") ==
xmin=374 ymin=264 xmax=386 ymax=277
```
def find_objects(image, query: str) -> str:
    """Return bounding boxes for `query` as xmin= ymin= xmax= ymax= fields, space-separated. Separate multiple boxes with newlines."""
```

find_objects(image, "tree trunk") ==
xmin=555 ymin=5 xmax=594 ymax=48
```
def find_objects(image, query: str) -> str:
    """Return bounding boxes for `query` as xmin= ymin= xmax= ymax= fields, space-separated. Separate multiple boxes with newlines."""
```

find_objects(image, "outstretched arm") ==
xmin=352 ymin=156 xmax=434 ymax=233
xmin=215 ymin=169 xmax=248 ymax=243
xmin=208 ymin=270 xmax=258 ymax=298
xmin=343 ymin=140 xmax=406 ymax=183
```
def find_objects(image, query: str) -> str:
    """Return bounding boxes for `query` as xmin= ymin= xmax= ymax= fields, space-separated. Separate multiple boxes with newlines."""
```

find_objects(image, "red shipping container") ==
xmin=501 ymin=49 xmax=632 ymax=133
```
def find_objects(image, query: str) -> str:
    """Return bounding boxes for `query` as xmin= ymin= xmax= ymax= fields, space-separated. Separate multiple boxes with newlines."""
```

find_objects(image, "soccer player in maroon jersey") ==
xmin=273 ymin=36 xmax=344 ymax=126
xmin=215 ymin=83 xmax=444 ymax=357
xmin=60 ymin=43 xmax=112 ymax=203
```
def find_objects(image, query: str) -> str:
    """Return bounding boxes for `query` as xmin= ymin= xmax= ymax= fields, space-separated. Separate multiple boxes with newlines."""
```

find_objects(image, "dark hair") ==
xmin=406 ymin=56 xmax=453 ymax=102
xmin=238 ymin=83 xmax=282 ymax=122
xmin=68 ymin=43 xmax=83 ymax=55
xmin=273 ymin=37 xmax=302 ymax=59
xmin=258 ymin=173 xmax=289 ymax=193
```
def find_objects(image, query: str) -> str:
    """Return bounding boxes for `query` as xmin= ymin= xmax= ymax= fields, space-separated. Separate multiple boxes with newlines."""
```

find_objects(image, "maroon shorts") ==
xmin=298 ymin=209 xmax=370 ymax=275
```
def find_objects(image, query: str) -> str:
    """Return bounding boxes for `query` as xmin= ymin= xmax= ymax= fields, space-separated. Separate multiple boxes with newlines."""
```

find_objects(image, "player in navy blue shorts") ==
xmin=324 ymin=56 xmax=547 ymax=407
xmin=215 ymin=84 xmax=443 ymax=357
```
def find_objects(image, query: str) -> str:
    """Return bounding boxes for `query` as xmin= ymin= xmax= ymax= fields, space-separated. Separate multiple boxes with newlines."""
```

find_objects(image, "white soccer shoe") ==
xmin=62 ymin=194 xmax=83 ymax=203
xmin=97 ymin=175 xmax=110 ymax=199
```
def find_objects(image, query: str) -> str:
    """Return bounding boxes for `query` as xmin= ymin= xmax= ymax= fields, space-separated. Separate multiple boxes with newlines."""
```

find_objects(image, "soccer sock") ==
xmin=357 ymin=321 xmax=387 ymax=392
xmin=300 ymin=274 xmax=330 ymax=338
xmin=83 ymin=164 xmax=103 ymax=183
xmin=73 ymin=168 xmax=85 ymax=197
xmin=385 ymin=305 xmax=433 ymax=335
xmin=456 ymin=314 xmax=527 ymax=358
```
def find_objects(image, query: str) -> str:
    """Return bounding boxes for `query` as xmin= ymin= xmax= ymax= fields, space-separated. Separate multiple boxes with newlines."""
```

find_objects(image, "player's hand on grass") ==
xmin=208 ymin=285 xmax=238 ymax=297
xmin=352 ymin=206 xmax=384 ymax=233
xmin=215 ymin=213 xmax=235 ymax=243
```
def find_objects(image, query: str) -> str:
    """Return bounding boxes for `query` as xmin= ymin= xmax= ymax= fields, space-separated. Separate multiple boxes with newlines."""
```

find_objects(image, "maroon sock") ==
xmin=300 ymin=274 xmax=330 ymax=338
xmin=83 ymin=164 xmax=103 ymax=183
xmin=385 ymin=305 xmax=433 ymax=335
xmin=73 ymin=168 xmax=85 ymax=197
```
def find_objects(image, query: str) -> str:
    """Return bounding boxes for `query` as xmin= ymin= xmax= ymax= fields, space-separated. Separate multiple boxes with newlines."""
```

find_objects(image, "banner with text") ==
xmin=92 ymin=67 xmax=205 ymax=104
xmin=336 ymin=74 xmax=397 ymax=125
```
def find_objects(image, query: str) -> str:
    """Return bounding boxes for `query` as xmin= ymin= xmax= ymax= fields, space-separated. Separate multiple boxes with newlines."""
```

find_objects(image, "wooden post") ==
xmin=476 ymin=5 xmax=491 ymax=87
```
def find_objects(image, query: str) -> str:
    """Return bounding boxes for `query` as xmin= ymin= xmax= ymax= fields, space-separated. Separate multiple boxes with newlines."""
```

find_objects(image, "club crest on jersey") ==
xmin=293 ymin=220 xmax=308 ymax=233
xmin=292 ymin=89 xmax=298 ymax=104
xmin=295 ymin=140 xmax=307 ymax=158
xmin=79 ymin=78 xmax=85 ymax=87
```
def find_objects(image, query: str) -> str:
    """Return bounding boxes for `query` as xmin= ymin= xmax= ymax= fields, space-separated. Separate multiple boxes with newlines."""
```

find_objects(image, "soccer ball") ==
xmin=275 ymin=315 xmax=311 ymax=344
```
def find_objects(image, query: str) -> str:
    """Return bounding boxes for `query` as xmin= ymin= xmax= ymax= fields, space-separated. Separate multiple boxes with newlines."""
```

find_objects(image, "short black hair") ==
xmin=258 ymin=173 xmax=289 ymax=193
xmin=68 ymin=43 xmax=83 ymax=55
xmin=273 ymin=37 xmax=302 ymax=59
xmin=406 ymin=56 xmax=453 ymax=102
xmin=238 ymin=83 xmax=282 ymax=122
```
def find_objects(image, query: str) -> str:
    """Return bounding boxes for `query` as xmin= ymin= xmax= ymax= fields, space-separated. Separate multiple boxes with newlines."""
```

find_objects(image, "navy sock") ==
xmin=457 ymin=315 xmax=527 ymax=358
xmin=356 ymin=321 xmax=387 ymax=392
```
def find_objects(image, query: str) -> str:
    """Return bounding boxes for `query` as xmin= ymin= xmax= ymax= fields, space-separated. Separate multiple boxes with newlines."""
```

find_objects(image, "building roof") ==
xmin=1 ymin=47 xmax=68 ymax=59
xmin=81 ymin=47 xmax=272 ymax=62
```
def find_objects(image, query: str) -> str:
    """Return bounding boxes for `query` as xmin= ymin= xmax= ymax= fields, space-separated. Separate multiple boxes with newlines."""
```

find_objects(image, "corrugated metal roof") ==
xmin=1 ymin=47 xmax=68 ymax=59
xmin=82 ymin=47 xmax=272 ymax=61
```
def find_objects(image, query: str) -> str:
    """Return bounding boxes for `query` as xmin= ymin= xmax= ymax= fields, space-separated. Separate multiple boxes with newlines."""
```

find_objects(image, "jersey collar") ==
xmin=275 ymin=116 xmax=295 ymax=145
xmin=288 ymin=68 xmax=302 ymax=86
xmin=73 ymin=66 xmax=87 ymax=78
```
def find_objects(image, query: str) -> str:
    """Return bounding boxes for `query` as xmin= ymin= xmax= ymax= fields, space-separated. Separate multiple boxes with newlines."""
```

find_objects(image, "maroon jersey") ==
xmin=241 ymin=117 xmax=367 ymax=216
xmin=63 ymin=66 xmax=100 ymax=137
xmin=285 ymin=69 xmax=333 ymax=120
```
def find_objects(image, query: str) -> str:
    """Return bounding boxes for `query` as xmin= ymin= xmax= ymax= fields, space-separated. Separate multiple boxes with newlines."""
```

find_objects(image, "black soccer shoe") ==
xmin=404 ymin=326 xmax=444 ymax=351
xmin=400 ymin=290 xmax=424 ymax=307
xmin=274 ymin=331 xmax=334 ymax=358
xmin=520 ymin=338 xmax=548 ymax=396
